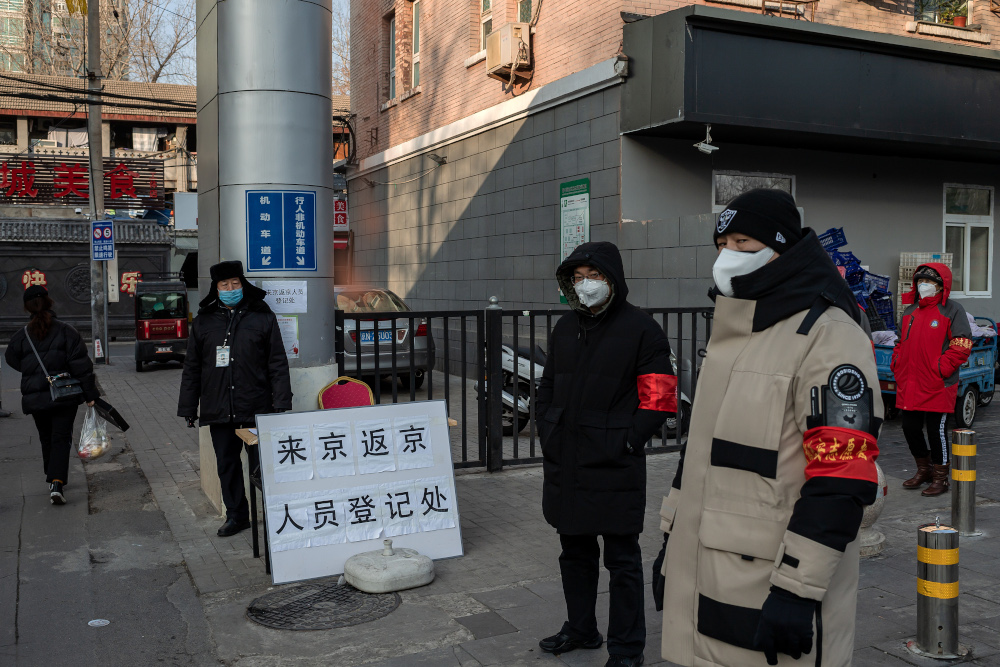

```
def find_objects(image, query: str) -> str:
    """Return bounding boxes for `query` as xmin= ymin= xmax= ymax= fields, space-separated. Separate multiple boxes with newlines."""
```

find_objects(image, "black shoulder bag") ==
xmin=23 ymin=326 xmax=84 ymax=403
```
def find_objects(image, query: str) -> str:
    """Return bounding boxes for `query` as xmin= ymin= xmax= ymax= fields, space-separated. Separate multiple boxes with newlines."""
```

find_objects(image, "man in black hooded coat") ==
xmin=536 ymin=241 xmax=675 ymax=667
xmin=178 ymin=260 xmax=293 ymax=536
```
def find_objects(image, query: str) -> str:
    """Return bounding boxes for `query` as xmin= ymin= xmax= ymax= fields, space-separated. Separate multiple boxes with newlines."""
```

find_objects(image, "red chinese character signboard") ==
xmin=53 ymin=163 xmax=89 ymax=198
xmin=120 ymin=271 xmax=142 ymax=297
xmin=0 ymin=154 xmax=165 ymax=208
xmin=108 ymin=163 xmax=139 ymax=199
xmin=333 ymin=197 xmax=349 ymax=232
xmin=21 ymin=269 xmax=47 ymax=289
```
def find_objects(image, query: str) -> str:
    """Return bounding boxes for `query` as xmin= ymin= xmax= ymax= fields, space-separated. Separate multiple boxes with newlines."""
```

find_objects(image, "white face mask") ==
xmin=573 ymin=278 xmax=611 ymax=308
xmin=918 ymin=282 xmax=938 ymax=299
xmin=712 ymin=247 xmax=776 ymax=298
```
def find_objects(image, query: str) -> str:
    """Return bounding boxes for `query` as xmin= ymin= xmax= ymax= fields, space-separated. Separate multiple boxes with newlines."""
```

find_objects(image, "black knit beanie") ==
xmin=713 ymin=188 xmax=803 ymax=253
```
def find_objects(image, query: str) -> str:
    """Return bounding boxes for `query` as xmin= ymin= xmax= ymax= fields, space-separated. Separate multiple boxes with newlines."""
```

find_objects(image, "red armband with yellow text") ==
xmin=802 ymin=426 xmax=879 ymax=484
xmin=638 ymin=374 xmax=677 ymax=412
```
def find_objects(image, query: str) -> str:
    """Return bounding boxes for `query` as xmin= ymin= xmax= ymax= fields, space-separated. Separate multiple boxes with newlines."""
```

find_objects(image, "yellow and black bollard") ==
xmin=951 ymin=429 xmax=981 ymax=537
xmin=907 ymin=522 xmax=966 ymax=658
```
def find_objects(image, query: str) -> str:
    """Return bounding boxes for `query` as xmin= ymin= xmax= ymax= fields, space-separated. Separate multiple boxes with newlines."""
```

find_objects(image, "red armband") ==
xmin=802 ymin=426 xmax=879 ymax=484
xmin=949 ymin=338 xmax=973 ymax=351
xmin=637 ymin=373 xmax=677 ymax=412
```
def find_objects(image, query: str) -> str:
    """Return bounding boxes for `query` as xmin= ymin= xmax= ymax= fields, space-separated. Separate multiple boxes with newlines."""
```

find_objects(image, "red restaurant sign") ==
xmin=0 ymin=154 xmax=165 ymax=209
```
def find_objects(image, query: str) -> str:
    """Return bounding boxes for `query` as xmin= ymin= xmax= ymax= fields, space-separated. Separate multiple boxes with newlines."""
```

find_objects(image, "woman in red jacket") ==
xmin=891 ymin=263 xmax=972 ymax=496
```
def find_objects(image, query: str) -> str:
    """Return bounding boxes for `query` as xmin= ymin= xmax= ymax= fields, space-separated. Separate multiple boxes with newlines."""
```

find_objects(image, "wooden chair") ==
xmin=319 ymin=376 xmax=375 ymax=409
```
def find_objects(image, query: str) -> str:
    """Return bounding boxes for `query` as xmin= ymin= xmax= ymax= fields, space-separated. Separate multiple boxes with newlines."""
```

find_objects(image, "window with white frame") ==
xmin=712 ymin=172 xmax=795 ymax=213
xmin=481 ymin=0 xmax=492 ymax=51
xmin=0 ymin=17 xmax=24 ymax=47
xmin=518 ymin=0 xmax=532 ymax=22
xmin=412 ymin=0 xmax=420 ymax=88
xmin=0 ymin=0 xmax=25 ymax=12
xmin=944 ymin=184 xmax=993 ymax=296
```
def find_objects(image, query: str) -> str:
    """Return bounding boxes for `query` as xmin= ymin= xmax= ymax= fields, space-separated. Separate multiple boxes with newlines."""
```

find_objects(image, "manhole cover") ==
xmin=246 ymin=582 xmax=401 ymax=630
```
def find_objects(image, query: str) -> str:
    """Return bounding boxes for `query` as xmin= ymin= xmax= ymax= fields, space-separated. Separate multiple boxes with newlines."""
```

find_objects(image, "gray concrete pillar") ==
xmin=196 ymin=0 xmax=336 ymax=406
xmin=15 ymin=118 xmax=27 ymax=151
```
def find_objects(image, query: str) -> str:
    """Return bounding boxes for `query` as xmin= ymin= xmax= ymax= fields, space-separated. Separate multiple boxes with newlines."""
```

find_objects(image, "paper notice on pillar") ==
xmin=392 ymin=415 xmax=434 ymax=470
xmin=312 ymin=422 xmax=356 ymax=478
xmin=416 ymin=476 xmax=457 ymax=532
xmin=354 ymin=419 xmax=396 ymax=474
xmin=271 ymin=427 xmax=314 ymax=483
xmin=305 ymin=496 xmax=348 ymax=547
xmin=275 ymin=315 xmax=300 ymax=359
xmin=267 ymin=497 xmax=312 ymax=552
xmin=261 ymin=281 xmax=308 ymax=313
xmin=379 ymin=481 xmax=422 ymax=537
xmin=345 ymin=485 xmax=383 ymax=542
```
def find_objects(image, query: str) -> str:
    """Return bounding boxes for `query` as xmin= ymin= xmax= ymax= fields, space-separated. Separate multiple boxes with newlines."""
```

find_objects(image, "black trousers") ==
xmin=31 ymin=404 xmax=79 ymax=484
xmin=559 ymin=533 xmax=645 ymax=657
xmin=210 ymin=425 xmax=259 ymax=521
xmin=901 ymin=410 xmax=952 ymax=465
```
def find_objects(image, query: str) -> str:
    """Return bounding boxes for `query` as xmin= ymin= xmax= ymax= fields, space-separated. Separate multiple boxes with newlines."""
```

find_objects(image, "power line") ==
xmin=0 ymin=88 xmax=196 ymax=114
xmin=0 ymin=72 xmax=196 ymax=109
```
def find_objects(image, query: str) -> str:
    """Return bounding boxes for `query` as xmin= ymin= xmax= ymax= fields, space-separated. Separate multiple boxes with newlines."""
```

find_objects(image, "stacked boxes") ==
xmin=821 ymin=227 xmax=895 ymax=331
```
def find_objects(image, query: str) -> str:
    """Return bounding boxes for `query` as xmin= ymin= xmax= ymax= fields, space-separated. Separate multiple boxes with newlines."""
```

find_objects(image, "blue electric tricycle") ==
xmin=875 ymin=316 xmax=997 ymax=428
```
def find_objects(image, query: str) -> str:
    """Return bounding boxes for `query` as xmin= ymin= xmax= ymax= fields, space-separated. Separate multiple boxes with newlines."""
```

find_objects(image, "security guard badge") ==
xmin=216 ymin=345 xmax=231 ymax=368
xmin=820 ymin=365 xmax=874 ymax=435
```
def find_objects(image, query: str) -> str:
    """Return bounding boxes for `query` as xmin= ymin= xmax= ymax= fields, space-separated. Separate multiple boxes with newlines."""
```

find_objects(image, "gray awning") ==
xmin=621 ymin=7 xmax=1000 ymax=162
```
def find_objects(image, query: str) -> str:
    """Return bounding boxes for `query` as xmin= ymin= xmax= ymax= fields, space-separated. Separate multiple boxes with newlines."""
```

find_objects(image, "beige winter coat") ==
xmin=660 ymin=295 xmax=882 ymax=667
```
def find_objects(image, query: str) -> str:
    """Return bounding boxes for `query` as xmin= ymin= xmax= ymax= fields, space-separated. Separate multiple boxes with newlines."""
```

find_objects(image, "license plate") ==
xmin=156 ymin=346 xmax=171 ymax=353
xmin=359 ymin=330 xmax=393 ymax=344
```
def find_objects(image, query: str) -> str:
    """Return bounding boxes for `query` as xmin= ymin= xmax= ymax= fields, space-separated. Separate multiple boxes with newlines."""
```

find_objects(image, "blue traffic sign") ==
xmin=91 ymin=221 xmax=115 ymax=261
xmin=246 ymin=190 xmax=317 ymax=272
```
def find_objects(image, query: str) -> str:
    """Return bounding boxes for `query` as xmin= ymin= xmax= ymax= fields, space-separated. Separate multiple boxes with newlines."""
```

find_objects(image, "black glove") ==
xmin=185 ymin=417 xmax=197 ymax=428
xmin=652 ymin=532 xmax=669 ymax=611
xmin=754 ymin=586 xmax=818 ymax=665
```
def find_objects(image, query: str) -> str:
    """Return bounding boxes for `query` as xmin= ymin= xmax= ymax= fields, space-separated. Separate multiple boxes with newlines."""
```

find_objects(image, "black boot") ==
xmin=538 ymin=630 xmax=603 ymax=654
xmin=218 ymin=517 xmax=252 ymax=537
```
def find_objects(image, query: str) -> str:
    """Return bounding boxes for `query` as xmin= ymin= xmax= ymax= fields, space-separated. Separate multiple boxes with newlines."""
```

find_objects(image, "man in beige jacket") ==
xmin=656 ymin=189 xmax=882 ymax=666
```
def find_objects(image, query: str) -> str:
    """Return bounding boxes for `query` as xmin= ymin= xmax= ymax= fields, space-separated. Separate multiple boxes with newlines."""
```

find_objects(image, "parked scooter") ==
xmin=476 ymin=343 xmax=545 ymax=435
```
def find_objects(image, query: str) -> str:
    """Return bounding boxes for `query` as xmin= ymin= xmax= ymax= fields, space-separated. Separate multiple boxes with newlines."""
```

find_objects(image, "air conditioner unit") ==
xmin=32 ymin=139 xmax=58 ymax=148
xmin=486 ymin=23 xmax=532 ymax=83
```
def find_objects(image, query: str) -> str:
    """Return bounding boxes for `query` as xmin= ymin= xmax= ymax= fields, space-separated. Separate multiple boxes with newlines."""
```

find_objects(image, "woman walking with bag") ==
xmin=4 ymin=285 xmax=99 ymax=505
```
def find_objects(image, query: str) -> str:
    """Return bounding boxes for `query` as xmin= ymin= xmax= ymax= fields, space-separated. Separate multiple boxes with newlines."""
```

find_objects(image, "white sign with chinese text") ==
xmin=261 ymin=280 xmax=307 ymax=314
xmin=258 ymin=400 xmax=463 ymax=585
xmin=275 ymin=315 xmax=300 ymax=360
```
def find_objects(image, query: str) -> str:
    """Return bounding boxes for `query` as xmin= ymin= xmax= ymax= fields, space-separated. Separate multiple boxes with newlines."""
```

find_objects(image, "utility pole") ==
xmin=87 ymin=0 xmax=108 ymax=363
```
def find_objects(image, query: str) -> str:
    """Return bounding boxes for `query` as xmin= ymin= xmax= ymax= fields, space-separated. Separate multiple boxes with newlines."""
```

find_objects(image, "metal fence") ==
xmin=334 ymin=301 xmax=713 ymax=471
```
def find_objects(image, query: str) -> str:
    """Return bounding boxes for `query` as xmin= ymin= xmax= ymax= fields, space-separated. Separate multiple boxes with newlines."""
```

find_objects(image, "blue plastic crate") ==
xmin=863 ymin=271 xmax=890 ymax=296
xmin=868 ymin=293 xmax=895 ymax=331
xmin=818 ymin=227 xmax=848 ymax=251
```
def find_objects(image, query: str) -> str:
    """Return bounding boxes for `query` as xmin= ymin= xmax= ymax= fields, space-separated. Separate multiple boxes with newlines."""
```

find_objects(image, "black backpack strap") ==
xmin=797 ymin=299 xmax=830 ymax=336
xmin=797 ymin=281 xmax=852 ymax=336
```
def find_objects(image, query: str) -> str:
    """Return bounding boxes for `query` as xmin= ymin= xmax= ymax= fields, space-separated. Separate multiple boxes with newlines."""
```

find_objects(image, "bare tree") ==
xmin=125 ymin=0 xmax=196 ymax=84
xmin=332 ymin=0 xmax=350 ymax=95
xmin=10 ymin=0 xmax=194 ymax=83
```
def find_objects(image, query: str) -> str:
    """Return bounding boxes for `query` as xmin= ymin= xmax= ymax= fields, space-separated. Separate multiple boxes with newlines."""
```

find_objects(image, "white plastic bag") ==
xmin=78 ymin=406 xmax=110 ymax=460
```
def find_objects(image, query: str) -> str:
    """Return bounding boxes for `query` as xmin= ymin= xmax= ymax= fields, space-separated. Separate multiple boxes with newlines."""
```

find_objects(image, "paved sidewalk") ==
xmin=6 ymin=342 xmax=1000 ymax=665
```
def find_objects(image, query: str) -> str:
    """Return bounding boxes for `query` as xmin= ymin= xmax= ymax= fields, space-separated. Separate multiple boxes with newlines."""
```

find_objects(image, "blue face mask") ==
xmin=218 ymin=288 xmax=243 ymax=306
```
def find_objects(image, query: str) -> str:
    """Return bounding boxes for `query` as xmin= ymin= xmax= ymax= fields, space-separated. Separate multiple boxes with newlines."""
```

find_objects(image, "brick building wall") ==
xmin=351 ymin=0 xmax=1000 ymax=157
xmin=350 ymin=86 xmax=622 ymax=311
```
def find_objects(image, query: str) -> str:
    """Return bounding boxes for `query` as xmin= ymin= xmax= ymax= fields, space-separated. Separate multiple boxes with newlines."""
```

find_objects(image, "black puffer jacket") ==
xmin=537 ymin=241 xmax=675 ymax=535
xmin=4 ymin=317 xmax=99 ymax=414
xmin=177 ymin=285 xmax=292 ymax=426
